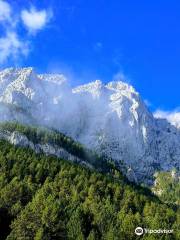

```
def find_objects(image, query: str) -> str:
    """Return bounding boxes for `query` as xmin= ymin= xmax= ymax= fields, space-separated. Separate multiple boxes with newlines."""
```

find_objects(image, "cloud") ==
xmin=21 ymin=7 xmax=52 ymax=34
xmin=0 ymin=3 xmax=53 ymax=64
xmin=0 ymin=31 xmax=29 ymax=63
xmin=0 ymin=0 xmax=11 ymax=22
xmin=0 ymin=1 xmax=29 ymax=64
xmin=154 ymin=109 xmax=180 ymax=128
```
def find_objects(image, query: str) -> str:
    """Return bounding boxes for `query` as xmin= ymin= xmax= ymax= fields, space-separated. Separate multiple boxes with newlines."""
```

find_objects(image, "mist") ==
xmin=0 ymin=67 xmax=144 ymax=152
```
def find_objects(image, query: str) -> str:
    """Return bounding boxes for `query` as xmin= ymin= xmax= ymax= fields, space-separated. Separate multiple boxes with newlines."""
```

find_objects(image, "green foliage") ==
xmin=152 ymin=171 xmax=180 ymax=205
xmin=0 ymin=121 xmax=112 ymax=173
xmin=0 ymin=138 xmax=179 ymax=239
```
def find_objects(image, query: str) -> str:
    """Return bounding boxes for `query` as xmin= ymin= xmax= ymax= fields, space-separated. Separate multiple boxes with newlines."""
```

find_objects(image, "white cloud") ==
xmin=0 ymin=0 xmax=11 ymax=22
xmin=154 ymin=109 xmax=180 ymax=128
xmin=0 ymin=3 xmax=53 ymax=64
xmin=0 ymin=1 xmax=29 ymax=64
xmin=0 ymin=32 xmax=29 ymax=63
xmin=21 ymin=7 xmax=52 ymax=34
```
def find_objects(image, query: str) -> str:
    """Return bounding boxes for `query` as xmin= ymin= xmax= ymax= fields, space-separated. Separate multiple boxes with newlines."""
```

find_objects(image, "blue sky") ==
xmin=0 ymin=0 xmax=179 ymax=113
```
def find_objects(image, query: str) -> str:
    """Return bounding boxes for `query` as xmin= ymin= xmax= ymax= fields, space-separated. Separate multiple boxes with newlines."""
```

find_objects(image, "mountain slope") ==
xmin=0 ymin=67 xmax=179 ymax=184
xmin=0 ymin=138 xmax=179 ymax=240
xmin=0 ymin=122 xmax=112 ymax=173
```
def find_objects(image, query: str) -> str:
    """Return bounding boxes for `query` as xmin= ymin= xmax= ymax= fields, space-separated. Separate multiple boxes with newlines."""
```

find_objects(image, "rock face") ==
xmin=0 ymin=130 xmax=89 ymax=167
xmin=0 ymin=67 xmax=179 ymax=184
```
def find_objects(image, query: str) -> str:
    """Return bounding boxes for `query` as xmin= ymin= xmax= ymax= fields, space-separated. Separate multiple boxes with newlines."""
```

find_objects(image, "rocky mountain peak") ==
xmin=38 ymin=73 xmax=67 ymax=85
xmin=106 ymin=80 xmax=137 ymax=94
xmin=0 ymin=67 xmax=179 ymax=184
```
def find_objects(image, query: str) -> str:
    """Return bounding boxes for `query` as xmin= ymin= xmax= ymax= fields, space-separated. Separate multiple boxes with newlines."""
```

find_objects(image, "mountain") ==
xmin=0 ymin=67 xmax=179 ymax=184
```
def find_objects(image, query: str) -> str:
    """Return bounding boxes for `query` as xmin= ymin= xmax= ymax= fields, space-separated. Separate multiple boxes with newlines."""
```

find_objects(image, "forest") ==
xmin=0 ymin=134 xmax=179 ymax=239
xmin=0 ymin=122 xmax=113 ymax=173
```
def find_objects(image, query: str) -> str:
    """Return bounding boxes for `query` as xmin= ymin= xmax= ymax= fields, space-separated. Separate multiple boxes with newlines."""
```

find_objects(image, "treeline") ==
xmin=0 ymin=122 xmax=112 ymax=173
xmin=0 ymin=139 xmax=179 ymax=239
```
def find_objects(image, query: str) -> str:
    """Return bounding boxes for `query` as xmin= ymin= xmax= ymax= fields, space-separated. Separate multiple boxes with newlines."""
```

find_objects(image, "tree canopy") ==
xmin=0 ymin=137 xmax=179 ymax=239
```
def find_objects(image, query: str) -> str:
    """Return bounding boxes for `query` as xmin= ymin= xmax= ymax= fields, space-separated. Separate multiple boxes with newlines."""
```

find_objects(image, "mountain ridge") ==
xmin=0 ymin=67 xmax=179 ymax=184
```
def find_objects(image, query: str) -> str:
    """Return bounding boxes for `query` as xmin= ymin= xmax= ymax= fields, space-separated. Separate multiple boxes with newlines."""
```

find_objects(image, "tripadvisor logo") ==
xmin=135 ymin=226 xmax=173 ymax=236
xmin=135 ymin=227 xmax=143 ymax=236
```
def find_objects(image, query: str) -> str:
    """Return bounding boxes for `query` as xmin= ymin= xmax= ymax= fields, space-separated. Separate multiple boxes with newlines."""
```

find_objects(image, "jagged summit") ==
xmin=0 ymin=67 xmax=179 ymax=184
xmin=106 ymin=80 xmax=137 ymax=93
xmin=38 ymin=73 xmax=67 ymax=85
xmin=73 ymin=79 xmax=137 ymax=95
xmin=73 ymin=80 xmax=106 ymax=98
xmin=0 ymin=66 xmax=34 ymax=73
